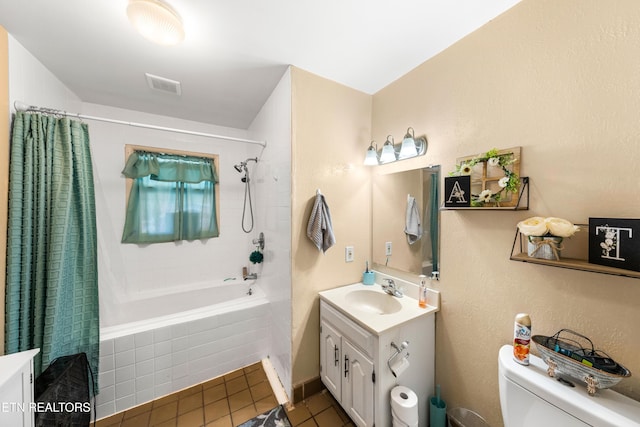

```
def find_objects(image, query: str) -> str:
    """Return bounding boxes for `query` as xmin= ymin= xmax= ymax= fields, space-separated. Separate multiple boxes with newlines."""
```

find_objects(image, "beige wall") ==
xmin=0 ymin=26 xmax=8 ymax=356
xmin=290 ymin=67 xmax=372 ymax=385
xmin=372 ymin=0 xmax=640 ymax=425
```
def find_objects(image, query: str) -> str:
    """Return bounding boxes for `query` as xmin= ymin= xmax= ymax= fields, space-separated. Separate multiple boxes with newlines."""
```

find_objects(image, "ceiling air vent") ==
xmin=145 ymin=73 xmax=182 ymax=96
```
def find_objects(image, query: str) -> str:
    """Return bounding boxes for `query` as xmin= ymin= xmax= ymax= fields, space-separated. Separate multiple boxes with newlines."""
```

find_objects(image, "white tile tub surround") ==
xmin=95 ymin=285 xmax=270 ymax=419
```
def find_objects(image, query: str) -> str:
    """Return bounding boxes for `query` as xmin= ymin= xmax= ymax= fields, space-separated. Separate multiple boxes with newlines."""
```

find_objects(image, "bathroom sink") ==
xmin=319 ymin=282 xmax=440 ymax=334
xmin=344 ymin=289 xmax=402 ymax=315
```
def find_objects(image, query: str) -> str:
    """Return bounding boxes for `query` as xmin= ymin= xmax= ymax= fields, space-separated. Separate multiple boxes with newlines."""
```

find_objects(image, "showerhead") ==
xmin=233 ymin=157 xmax=258 ymax=173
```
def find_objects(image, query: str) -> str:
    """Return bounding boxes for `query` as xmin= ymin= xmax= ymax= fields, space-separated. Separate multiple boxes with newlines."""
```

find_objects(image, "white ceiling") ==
xmin=0 ymin=0 xmax=521 ymax=129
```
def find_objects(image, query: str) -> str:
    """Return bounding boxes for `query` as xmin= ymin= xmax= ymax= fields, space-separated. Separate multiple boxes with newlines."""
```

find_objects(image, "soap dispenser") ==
xmin=418 ymin=274 xmax=427 ymax=308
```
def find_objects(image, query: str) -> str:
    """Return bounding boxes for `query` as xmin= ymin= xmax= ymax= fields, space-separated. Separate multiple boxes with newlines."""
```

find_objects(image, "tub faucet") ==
xmin=382 ymin=279 xmax=403 ymax=298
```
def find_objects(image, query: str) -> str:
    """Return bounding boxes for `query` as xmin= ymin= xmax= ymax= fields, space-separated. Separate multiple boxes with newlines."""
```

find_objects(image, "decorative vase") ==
xmin=527 ymin=236 xmax=563 ymax=260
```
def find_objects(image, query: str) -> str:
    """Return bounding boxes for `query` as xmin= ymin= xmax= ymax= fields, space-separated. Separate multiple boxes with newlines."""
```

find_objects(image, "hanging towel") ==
xmin=405 ymin=195 xmax=423 ymax=245
xmin=307 ymin=191 xmax=336 ymax=253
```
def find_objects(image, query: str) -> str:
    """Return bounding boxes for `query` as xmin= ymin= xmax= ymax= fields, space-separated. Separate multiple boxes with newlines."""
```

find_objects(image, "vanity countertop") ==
xmin=319 ymin=282 xmax=439 ymax=335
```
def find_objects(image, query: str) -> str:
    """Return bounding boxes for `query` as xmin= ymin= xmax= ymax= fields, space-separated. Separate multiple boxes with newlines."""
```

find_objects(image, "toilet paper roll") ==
xmin=391 ymin=386 xmax=419 ymax=425
xmin=390 ymin=356 xmax=410 ymax=378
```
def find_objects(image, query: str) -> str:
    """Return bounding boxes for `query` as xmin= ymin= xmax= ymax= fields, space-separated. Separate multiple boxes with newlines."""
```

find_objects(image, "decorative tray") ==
xmin=532 ymin=329 xmax=631 ymax=395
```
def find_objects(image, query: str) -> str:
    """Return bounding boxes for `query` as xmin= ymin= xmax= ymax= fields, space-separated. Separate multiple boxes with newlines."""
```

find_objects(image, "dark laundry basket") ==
xmin=34 ymin=353 xmax=92 ymax=427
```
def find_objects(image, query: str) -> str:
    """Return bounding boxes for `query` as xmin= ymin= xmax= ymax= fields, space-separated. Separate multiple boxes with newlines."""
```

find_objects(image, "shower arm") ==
xmin=234 ymin=157 xmax=259 ymax=174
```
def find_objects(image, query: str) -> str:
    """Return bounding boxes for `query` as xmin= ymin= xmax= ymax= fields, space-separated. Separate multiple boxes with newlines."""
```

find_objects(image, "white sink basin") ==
xmin=319 ymin=282 xmax=440 ymax=334
xmin=344 ymin=289 xmax=402 ymax=315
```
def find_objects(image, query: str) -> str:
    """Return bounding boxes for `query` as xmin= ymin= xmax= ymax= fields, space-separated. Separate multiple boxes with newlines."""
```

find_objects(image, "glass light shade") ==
xmin=379 ymin=143 xmax=397 ymax=163
xmin=364 ymin=146 xmax=379 ymax=165
xmin=398 ymin=136 xmax=418 ymax=159
xmin=127 ymin=0 xmax=185 ymax=46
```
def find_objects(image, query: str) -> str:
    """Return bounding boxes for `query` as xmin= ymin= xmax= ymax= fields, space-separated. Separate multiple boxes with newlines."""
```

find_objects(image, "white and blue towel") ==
xmin=307 ymin=191 xmax=336 ymax=253
xmin=404 ymin=195 xmax=422 ymax=245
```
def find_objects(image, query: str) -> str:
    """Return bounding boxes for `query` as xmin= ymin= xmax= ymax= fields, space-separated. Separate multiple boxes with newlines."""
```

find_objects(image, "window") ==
xmin=121 ymin=146 xmax=219 ymax=244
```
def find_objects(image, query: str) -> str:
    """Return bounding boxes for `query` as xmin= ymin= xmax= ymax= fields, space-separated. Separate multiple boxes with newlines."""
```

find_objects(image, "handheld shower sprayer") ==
xmin=234 ymin=157 xmax=258 ymax=232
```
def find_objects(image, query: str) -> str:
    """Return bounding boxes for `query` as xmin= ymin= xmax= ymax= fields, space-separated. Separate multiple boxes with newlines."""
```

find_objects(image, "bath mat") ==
xmin=238 ymin=404 xmax=292 ymax=427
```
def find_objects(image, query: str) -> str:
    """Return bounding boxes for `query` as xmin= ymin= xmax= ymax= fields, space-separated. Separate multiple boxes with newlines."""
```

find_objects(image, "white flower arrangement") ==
xmin=517 ymin=217 xmax=579 ymax=238
xmin=450 ymin=148 xmax=520 ymax=206
xmin=519 ymin=216 xmax=578 ymax=260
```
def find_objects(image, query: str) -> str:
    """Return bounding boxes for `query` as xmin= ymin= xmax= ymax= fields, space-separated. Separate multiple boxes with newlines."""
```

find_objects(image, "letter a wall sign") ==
xmin=588 ymin=218 xmax=640 ymax=272
xmin=444 ymin=176 xmax=471 ymax=208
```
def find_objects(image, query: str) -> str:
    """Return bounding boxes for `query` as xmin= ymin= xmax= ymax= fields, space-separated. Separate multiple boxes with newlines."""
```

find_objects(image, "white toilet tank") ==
xmin=498 ymin=344 xmax=640 ymax=427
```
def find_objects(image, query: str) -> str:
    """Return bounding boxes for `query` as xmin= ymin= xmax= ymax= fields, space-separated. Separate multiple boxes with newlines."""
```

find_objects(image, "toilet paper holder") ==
xmin=388 ymin=341 xmax=410 ymax=377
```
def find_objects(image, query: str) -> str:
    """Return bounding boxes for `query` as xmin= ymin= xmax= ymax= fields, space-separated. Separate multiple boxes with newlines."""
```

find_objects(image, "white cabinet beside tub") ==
xmin=0 ymin=348 xmax=40 ymax=427
xmin=319 ymin=282 xmax=439 ymax=427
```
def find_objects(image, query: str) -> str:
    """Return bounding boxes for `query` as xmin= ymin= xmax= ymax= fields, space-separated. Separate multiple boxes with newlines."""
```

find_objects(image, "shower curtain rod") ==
xmin=13 ymin=101 xmax=267 ymax=147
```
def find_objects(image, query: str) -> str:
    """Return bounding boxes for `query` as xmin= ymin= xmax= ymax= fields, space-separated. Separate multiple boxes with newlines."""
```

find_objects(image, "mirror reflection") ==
xmin=372 ymin=166 xmax=440 ymax=276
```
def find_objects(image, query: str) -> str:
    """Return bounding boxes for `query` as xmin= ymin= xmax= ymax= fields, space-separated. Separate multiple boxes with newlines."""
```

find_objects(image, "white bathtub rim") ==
xmin=100 ymin=284 xmax=266 ymax=341
xmin=124 ymin=277 xmax=256 ymax=302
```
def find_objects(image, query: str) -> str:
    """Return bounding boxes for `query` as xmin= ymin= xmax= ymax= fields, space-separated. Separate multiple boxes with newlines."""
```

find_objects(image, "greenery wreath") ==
xmin=449 ymin=148 xmax=520 ymax=206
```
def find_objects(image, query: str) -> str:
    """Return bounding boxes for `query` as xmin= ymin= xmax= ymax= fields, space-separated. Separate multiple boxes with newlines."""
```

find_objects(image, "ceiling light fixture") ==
xmin=126 ymin=0 xmax=185 ymax=46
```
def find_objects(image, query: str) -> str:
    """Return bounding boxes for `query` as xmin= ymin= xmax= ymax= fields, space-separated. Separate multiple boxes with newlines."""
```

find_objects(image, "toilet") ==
xmin=498 ymin=344 xmax=640 ymax=426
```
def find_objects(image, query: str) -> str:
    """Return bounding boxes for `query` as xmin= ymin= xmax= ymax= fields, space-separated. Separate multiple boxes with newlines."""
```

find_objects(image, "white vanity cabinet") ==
xmin=320 ymin=283 xmax=439 ymax=427
xmin=320 ymin=302 xmax=375 ymax=427
xmin=0 ymin=349 xmax=40 ymax=427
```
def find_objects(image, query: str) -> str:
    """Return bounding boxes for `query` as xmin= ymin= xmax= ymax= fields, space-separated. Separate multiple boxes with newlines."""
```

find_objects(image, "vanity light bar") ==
xmin=364 ymin=128 xmax=427 ymax=166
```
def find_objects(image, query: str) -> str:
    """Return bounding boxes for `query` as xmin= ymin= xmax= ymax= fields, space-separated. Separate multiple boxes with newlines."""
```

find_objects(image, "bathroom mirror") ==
xmin=372 ymin=165 xmax=440 ymax=276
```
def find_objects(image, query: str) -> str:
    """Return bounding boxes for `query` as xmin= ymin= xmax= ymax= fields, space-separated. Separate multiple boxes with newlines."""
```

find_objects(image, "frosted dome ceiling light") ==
xmin=127 ymin=0 xmax=185 ymax=46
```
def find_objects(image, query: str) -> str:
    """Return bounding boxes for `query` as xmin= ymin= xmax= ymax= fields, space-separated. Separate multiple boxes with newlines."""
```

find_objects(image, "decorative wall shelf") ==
xmin=441 ymin=177 xmax=529 ymax=211
xmin=510 ymin=225 xmax=640 ymax=279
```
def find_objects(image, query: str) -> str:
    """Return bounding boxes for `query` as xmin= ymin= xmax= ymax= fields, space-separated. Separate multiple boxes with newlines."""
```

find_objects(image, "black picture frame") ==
xmin=588 ymin=218 xmax=640 ymax=272
xmin=444 ymin=176 xmax=471 ymax=208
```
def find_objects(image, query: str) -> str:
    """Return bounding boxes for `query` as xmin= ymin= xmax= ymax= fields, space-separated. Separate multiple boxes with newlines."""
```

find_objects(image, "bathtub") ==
xmin=96 ymin=280 xmax=270 ymax=419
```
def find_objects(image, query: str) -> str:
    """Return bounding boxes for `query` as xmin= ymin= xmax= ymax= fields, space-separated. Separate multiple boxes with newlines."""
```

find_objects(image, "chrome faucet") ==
xmin=381 ymin=279 xmax=403 ymax=298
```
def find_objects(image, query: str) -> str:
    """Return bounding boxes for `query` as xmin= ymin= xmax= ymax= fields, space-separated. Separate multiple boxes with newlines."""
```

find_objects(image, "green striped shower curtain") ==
xmin=5 ymin=111 xmax=99 ymax=389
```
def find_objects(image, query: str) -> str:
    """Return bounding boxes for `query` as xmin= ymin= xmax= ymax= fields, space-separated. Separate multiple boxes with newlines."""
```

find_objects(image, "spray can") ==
xmin=513 ymin=313 xmax=531 ymax=365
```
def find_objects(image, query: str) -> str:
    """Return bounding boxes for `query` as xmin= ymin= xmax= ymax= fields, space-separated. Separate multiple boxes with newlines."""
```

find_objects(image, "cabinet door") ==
xmin=342 ymin=340 xmax=374 ymax=427
xmin=320 ymin=320 xmax=342 ymax=401
xmin=0 ymin=358 xmax=34 ymax=427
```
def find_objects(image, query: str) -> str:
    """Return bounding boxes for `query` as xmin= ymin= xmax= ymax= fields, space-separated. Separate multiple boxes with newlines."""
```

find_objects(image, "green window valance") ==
xmin=122 ymin=151 xmax=219 ymax=183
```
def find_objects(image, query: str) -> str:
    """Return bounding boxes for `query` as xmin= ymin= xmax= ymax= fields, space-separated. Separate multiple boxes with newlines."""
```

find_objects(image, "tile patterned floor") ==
xmin=285 ymin=391 xmax=355 ymax=427
xmin=96 ymin=362 xmax=354 ymax=427
xmin=96 ymin=362 xmax=278 ymax=427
